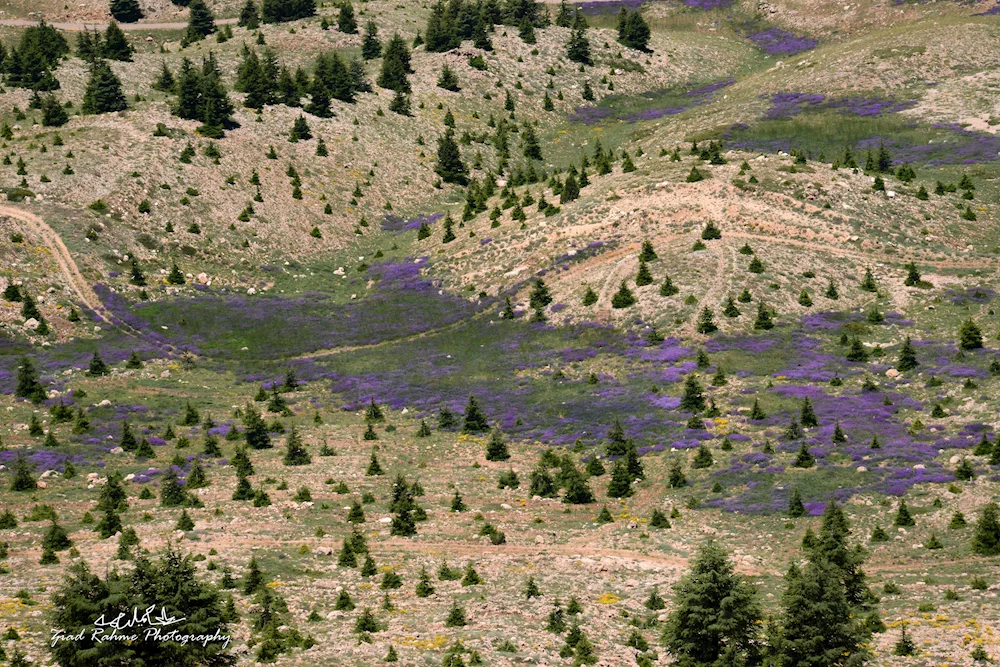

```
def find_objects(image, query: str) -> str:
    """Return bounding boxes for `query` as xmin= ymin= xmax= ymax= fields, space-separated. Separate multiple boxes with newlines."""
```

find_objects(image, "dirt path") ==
xmin=0 ymin=204 xmax=181 ymax=354
xmin=0 ymin=204 xmax=108 ymax=321
xmin=0 ymin=18 xmax=238 ymax=31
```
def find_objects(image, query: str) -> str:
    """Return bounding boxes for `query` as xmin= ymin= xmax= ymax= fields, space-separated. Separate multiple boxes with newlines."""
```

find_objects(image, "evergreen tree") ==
xmin=696 ymin=306 xmax=717 ymax=334
xmin=485 ymin=428 xmax=510 ymax=461
xmin=366 ymin=451 xmax=384 ymax=476
xmin=437 ymin=63 xmax=460 ymax=91
xmin=753 ymin=301 xmax=774 ymax=330
xmin=958 ymin=318 xmax=984 ymax=350
xmin=16 ymin=356 xmax=45 ymax=403
xmin=462 ymin=395 xmax=490 ymax=433
xmin=261 ymin=0 xmax=315 ymax=22
xmin=167 ymin=263 xmax=186 ymax=284
xmin=337 ymin=2 xmax=358 ymax=33
xmin=562 ymin=465 xmax=595 ymax=504
xmin=903 ymin=262 xmax=922 ymax=287
xmin=102 ymin=21 xmax=134 ymax=60
xmin=159 ymin=467 xmax=187 ymax=507
xmin=663 ymin=540 xmax=762 ymax=666
xmin=680 ymin=374 xmax=706 ymax=413
xmin=435 ymin=129 xmax=468 ymax=185
xmin=88 ymin=351 xmax=109 ymax=376
xmin=800 ymin=397 xmax=818 ymax=428
xmin=788 ymin=488 xmax=806 ymax=517
xmin=50 ymin=546 xmax=233 ymax=665
xmin=289 ymin=114 xmax=312 ymax=141
xmin=897 ymin=336 xmax=918 ymax=371
xmin=282 ymin=426 xmax=311 ymax=465
xmin=566 ymin=24 xmax=591 ymax=64
xmin=893 ymin=499 xmax=915 ymax=527
xmin=361 ymin=21 xmax=382 ymax=59
xmin=528 ymin=278 xmax=553 ymax=311
xmin=185 ymin=0 xmax=217 ymax=42
xmin=606 ymin=460 xmax=633 ymax=498
xmin=611 ymin=281 xmax=636 ymax=308
xmin=9 ymin=453 xmax=37 ymax=492
xmin=81 ymin=59 xmax=127 ymax=114
xmin=859 ymin=267 xmax=877 ymax=292
xmin=530 ymin=467 xmax=557 ymax=498
xmin=377 ymin=33 xmax=412 ymax=92
xmin=618 ymin=8 xmax=651 ymax=51
xmin=110 ymin=0 xmax=144 ymax=22
xmin=238 ymin=0 xmax=260 ymax=28
xmin=521 ymin=123 xmax=543 ymax=161
xmin=772 ymin=560 xmax=869 ymax=667
xmin=243 ymin=403 xmax=271 ymax=449
xmin=972 ymin=503 xmax=1000 ymax=556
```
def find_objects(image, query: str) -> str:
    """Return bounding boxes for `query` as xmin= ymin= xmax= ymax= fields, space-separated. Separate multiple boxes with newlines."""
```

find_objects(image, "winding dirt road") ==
xmin=0 ymin=204 xmax=109 ymax=322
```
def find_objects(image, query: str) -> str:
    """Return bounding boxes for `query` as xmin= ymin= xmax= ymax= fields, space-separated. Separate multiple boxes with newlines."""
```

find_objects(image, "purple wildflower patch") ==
xmin=744 ymin=28 xmax=818 ymax=56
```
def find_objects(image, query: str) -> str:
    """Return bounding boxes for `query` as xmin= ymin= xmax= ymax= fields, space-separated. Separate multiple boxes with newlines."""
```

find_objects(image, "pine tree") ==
xmin=971 ymin=503 xmax=1000 ymax=556
xmin=800 ymin=397 xmax=818 ymax=428
xmin=772 ymin=560 xmax=869 ymax=667
xmin=282 ymin=426 xmax=311 ymax=465
xmin=611 ymin=281 xmax=636 ymax=308
xmin=566 ymin=25 xmax=591 ymax=65
xmin=238 ymin=0 xmax=260 ymax=28
xmin=958 ymin=318 xmax=984 ymax=351
xmin=159 ymin=467 xmax=187 ymax=507
xmin=81 ymin=59 xmax=127 ymax=114
xmin=897 ymin=336 xmax=918 ymax=371
xmin=338 ymin=2 xmax=358 ymax=33
xmin=859 ymin=267 xmax=877 ymax=292
xmin=437 ymin=63 xmax=460 ymax=91
xmin=663 ymin=540 xmax=761 ymax=666
xmin=787 ymin=488 xmax=806 ymax=517
xmin=462 ymin=395 xmax=489 ymax=433
xmin=680 ymin=374 xmax=706 ymax=413
xmin=377 ymin=33 xmax=412 ymax=93
xmin=9 ymin=453 xmax=37 ymax=492
xmin=435 ymin=129 xmax=468 ymax=185
xmin=894 ymin=499 xmax=915 ymax=527
xmin=691 ymin=444 xmax=713 ymax=469
xmin=521 ymin=123 xmax=543 ymax=161
xmin=485 ymin=428 xmax=510 ymax=461
xmin=361 ymin=20 xmax=382 ymax=59
xmin=618 ymin=8 xmax=651 ymax=51
xmin=102 ymin=21 xmax=133 ymax=61
xmin=366 ymin=451 xmax=384 ymax=476
xmin=110 ymin=0 xmax=144 ymax=22
xmin=167 ymin=263 xmax=186 ymax=284
xmin=606 ymin=460 xmax=633 ymax=498
xmin=88 ymin=351 xmax=109 ymax=376
xmin=185 ymin=0 xmax=216 ymax=43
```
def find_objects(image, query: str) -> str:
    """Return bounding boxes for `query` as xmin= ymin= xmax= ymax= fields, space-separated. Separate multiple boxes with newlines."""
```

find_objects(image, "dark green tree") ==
xmin=435 ymin=129 xmax=468 ymax=185
xmin=238 ymin=0 xmax=260 ymax=28
xmin=485 ymin=428 xmax=510 ymax=461
xmin=958 ymin=318 xmax=983 ymax=351
xmin=462 ymin=395 xmax=489 ymax=433
xmin=770 ymin=560 xmax=869 ymax=667
xmin=361 ymin=21 xmax=382 ymax=59
xmin=81 ymin=59 xmax=127 ymax=114
xmin=680 ymin=374 xmax=706 ymax=413
xmin=102 ymin=21 xmax=134 ymax=60
xmin=110 ymin=0 xmax=144 ymax=22
xmin=337 ymin=2 xmax=358 ymax=33
xmin=185 ymin=0 xmax=217 ymax=43
xmin=663 ymin=540 xmax=761 ymax=666
xmin=972 ymin=502 xmax=1000 ymax=556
